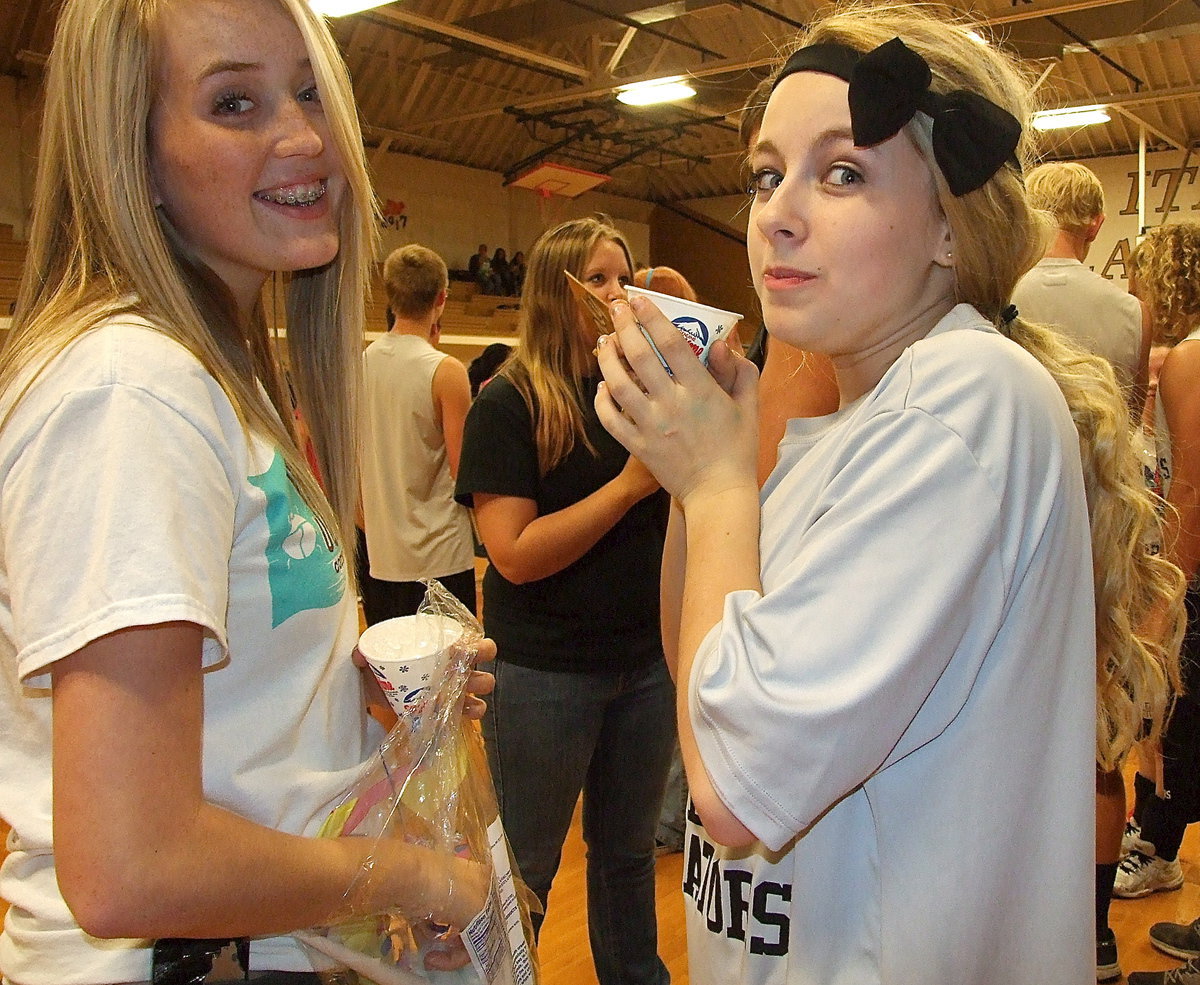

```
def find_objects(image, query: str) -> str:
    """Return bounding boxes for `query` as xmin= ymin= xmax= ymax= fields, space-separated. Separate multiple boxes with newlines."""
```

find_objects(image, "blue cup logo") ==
xmin=673 ymin=315 xmax=709 ymax=358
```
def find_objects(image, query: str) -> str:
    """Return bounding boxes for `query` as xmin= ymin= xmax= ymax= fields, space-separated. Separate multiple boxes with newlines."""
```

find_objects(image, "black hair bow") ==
xmin=848 ymin=37 xmax=1021 ymax=196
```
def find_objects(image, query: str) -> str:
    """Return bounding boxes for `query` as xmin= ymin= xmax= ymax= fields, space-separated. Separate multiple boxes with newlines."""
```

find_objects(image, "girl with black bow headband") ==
xmin=593 ymin=4 xmax=1183 ymax=983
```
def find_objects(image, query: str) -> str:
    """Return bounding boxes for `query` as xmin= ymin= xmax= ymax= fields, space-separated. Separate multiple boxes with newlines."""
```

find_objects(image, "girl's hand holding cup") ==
xmin=595 ymin=294 xmax=759 ymax=508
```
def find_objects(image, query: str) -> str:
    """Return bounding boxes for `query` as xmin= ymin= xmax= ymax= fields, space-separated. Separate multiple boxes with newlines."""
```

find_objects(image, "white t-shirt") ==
xmin=685 ymin=305 xmax=1095 ymax=984
xmin=360 ymin=332 xmax=474 ymax=582
xmin=1012 ymin=256 xmax=1143 ymax=390
xmin=0 ymin=316 xmax=379 ymax=985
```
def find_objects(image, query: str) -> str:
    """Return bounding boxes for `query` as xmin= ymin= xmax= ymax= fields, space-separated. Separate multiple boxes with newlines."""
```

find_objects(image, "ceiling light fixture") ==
xmin=616 ymin=77 xmax=697 ymax=106
xmin=1031 ymin=105 xmax=1111 ymax=131
xmin=307 ymin=0 xmax=389 ymax=16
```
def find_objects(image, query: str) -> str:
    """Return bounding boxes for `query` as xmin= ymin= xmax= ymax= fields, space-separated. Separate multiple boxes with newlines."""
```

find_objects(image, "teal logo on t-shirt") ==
xmin=249 ymin=450 xmax=344 ymax=627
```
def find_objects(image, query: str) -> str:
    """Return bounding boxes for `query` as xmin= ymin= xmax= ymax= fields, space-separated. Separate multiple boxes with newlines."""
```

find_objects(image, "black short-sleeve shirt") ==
xmin=456 ymin=375 xmax=668 ymax=672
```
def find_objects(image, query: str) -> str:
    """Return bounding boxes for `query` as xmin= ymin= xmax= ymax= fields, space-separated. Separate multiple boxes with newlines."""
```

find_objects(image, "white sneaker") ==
xmin=1115 ymin=851 xmax=1184 ymax=898
xmin=1123 ymin=817 xmax=1156 ymax=858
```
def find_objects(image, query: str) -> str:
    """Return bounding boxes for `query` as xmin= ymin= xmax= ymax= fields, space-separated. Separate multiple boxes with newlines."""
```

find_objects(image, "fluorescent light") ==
xmin=1031 ymin=105 xmax=1111 ymax=131
xmin=308 ymin=0 xmax=389 ymax=16
xmin=616 ymin=77 xmax=696 ymax=106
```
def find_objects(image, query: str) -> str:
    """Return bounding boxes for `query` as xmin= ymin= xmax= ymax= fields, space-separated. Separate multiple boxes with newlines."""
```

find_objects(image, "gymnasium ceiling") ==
xmin=2 ymin=0 xmax=1198 ymax=203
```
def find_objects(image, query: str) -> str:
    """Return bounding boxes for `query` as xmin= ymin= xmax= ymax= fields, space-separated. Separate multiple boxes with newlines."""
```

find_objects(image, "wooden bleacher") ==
xmin=0 ymin=225 xmax=25 ymax=321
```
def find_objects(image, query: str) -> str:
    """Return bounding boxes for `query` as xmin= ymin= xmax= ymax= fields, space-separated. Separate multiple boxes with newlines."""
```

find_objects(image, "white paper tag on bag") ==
xmin=459 ymin=817 xmax=534 ymax=985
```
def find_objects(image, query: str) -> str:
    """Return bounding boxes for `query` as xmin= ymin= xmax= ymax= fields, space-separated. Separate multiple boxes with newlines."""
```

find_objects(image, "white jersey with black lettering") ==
xmin=685 ymin=305 xmax=1094 ymax=984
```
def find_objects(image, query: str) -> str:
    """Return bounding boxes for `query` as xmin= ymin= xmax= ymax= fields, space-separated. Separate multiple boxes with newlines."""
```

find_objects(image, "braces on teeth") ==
xmin=260 ymin=183 xmax=324 ymax=205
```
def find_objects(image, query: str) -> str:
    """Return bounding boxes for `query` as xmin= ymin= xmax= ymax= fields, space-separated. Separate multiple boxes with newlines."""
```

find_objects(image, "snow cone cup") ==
xmin=624 ymin=285 xmax=742 ymax=368
xmin=358 ymin=613 xmax=463 ymax=725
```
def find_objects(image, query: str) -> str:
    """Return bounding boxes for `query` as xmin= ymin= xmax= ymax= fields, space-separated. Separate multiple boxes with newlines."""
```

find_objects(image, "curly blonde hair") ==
xmin=1130 ymin=222 xmax=1200 ymax=347
xmin=773 ymin=1 xmax=1184 ymax=768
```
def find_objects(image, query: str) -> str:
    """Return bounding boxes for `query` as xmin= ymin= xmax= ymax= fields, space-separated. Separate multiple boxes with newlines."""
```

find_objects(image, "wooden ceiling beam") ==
xmin=981 ymin=0 xmax=1141 ymax=27
xmin=407 ymin=55 xmax=773 ymax=130
xmin=1109 ymin=104 xmax=1189 ymax=151
xmin=367 ymin=7 xmax=590 ymax=81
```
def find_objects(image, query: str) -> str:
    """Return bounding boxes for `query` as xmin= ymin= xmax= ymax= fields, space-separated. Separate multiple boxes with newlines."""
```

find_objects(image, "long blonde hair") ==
xmin=3 ymin=0 xmax=376 ymax=568
xmin=773 ymin=1 xmax=1185 ymax=768
xmin=503 ymin=215 xmax=634 ymax=475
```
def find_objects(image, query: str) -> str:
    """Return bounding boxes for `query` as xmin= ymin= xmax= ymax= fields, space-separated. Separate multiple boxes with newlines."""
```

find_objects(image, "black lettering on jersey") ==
xmin=686 ymin=797 xmax=702 ymax=825
xmin=724 ymin=869 xmax=752 ymax=942
xmin=683 ymin=832 xmax=704 ymax=900
xmin=685 ymin=824 xmax=791 ymax=959
xmin=692 ymin=840 xmax=717 ymax=917
xmin=702 ymin=845 xmax=724 ymax=933
xmin=750 ymin=881 xmax=791 ymax=956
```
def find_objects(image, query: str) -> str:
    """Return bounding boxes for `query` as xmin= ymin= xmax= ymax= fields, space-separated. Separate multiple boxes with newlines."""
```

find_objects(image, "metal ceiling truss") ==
xmin=502 ymin=101 xmax=720 ymax=182
xmin=364 ymin=7 xmax=589 ymax=84
xmin=1045 ymin=14 xmax=1145 ymax=89
xmin=557 ymin=0 xmax=725 ymax=61
xmin=738 ymin=0 xmax=807 ymax=31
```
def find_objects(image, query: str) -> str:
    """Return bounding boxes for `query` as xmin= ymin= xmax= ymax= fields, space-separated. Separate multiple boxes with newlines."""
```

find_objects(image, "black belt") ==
xmin=151 ymin=939 xmax=342 ymax=985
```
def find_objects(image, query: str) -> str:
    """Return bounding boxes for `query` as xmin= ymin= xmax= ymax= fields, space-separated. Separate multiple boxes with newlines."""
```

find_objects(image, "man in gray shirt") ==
xmin=1013 ymin=161 xmax=1150 ymax=418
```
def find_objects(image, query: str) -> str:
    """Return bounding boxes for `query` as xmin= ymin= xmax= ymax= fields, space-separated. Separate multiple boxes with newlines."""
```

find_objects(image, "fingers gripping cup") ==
xmin=358 ymin=613 xmax=464 ymax=725
xmin=623 ymin=285 xmax=742 ymax=368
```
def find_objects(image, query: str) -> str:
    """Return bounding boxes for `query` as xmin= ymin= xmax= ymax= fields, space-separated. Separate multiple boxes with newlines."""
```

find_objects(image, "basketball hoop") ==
xmin=534 ymin=183 xmax=565 ymax=226
xmin=506 ymin=162 xmax=610 ymax=233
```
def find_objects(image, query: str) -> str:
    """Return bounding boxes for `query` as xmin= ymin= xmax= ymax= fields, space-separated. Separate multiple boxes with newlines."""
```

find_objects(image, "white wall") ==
xmin=682 ymin=148 xmax=1200 ymax=289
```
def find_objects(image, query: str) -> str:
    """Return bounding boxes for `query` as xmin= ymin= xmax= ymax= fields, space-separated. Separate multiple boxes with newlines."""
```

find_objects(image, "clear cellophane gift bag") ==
xmin=297 ymin=580 xmax=540 ymax=985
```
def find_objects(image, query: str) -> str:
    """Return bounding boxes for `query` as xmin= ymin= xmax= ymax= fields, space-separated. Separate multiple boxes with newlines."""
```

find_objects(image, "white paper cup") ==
xmin=358 ymin=613 xmax=463 ymax=721
xmin=624 ymin=285 xmax=743 ymax=367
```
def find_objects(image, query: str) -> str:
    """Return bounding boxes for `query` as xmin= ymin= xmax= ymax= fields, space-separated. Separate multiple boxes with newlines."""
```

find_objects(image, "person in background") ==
xmin=456 ymin=215 xmax=674 ymax=985
xmin=510 ymin=250 xmax=527 ymax=295
xmin=1121 ymin=221 xmax=1200 ymax=985
xmin=1144 ymin=343 xmax=1171 ymax=432
xmin=1008 ymin=159 xmax=1154 ymax=980
xmin=467 ymin=342 xmax=513 ymax=398
xmin=1013 ymin=161 xmax=1150 ymax=417
xmin=360 ymin=244 xmax=477 ymax=624
xmin=492 ymin=246 xmax=515 ymax=296
xmin=633 ymin=265 xmax=697 ymax=302
xmin=0 ymin=2 xmax=493 ymax=984
xmin=469 ymin=242 xmax=498 ymax=294
xmin=594 ymin=5 xmax=1182 ymax=982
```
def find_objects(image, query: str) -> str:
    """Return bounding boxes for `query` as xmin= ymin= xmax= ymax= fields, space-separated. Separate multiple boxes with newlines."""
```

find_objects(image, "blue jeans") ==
xmin=655 ymin=738 xmax=688 ymax=852
xmin=483 ymin=657 xmax=675 ymax=985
